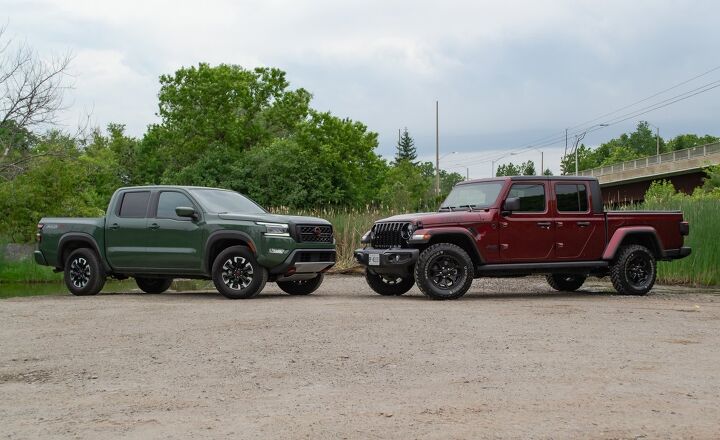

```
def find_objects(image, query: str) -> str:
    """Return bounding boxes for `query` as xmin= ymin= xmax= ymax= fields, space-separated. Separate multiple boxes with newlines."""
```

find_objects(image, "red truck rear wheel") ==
xmin=610 ymin=244 xmax=657 ymax=295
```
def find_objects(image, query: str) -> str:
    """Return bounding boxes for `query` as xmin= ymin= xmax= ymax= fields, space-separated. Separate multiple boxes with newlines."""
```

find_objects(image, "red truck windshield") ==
xmin=440 ymin=182 xmax=504 ymax=211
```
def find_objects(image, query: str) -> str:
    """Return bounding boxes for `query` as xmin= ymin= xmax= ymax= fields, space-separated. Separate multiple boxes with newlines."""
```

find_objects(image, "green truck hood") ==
xmin=217 ymin=213 xmax=331 ymax=225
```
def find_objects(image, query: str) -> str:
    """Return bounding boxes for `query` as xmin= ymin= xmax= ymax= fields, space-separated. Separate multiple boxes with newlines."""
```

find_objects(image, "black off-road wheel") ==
xmin=414 ymin=243 xmax=474 ymax=300
xmin=63 ymin=248 xmax=106 ymax=296
xmin=546 ymin=273 xmax=587 ymax=292
xmin=610 ymin=244 xmax=657 ymax=296
xmin=212 ymin=246 xmax=268 ymax=299
xmin=365 ymin=269 xmax=414 ymax=296
xmin=277 ymin=274 xmax=324 ymax=295
xmin=135 ymin=277 xmax=173 ymax=294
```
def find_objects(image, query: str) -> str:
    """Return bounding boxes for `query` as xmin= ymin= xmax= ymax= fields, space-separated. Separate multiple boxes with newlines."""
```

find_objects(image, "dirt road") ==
xmin=1 ymin=276 xmax=719 ymax=439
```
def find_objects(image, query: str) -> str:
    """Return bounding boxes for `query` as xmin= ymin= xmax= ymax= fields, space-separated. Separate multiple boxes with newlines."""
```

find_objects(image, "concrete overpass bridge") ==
xmin=578 ymin=142 xmax=720 ymax=204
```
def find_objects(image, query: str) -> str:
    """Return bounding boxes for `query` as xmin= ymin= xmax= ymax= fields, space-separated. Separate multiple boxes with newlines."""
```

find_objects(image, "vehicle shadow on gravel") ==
xmin=399 ymin=290 xmax=616 ymax=301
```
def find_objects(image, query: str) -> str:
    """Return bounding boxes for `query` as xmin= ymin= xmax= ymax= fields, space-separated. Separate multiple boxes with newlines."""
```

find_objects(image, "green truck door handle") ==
xmin=149 ymin=223 xmax=160 ymax=230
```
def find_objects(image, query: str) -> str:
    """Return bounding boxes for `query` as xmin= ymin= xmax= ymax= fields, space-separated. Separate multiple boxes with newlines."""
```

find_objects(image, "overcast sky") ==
xmin=4 ymin=0 xmax=720 ymax=176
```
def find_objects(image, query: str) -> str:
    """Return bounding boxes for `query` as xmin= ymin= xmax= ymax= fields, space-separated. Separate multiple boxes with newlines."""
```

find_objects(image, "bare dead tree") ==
xmin=0 ymin=26 xmax=72 ymax=160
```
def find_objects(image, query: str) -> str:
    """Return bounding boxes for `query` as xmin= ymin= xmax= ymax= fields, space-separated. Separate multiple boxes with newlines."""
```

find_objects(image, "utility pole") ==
xmin=466 ymin=167 xmax=469 ymax=180
xmin=540 ymin=151 xmax=544 ymax=176
xmin=574 ymin=133 xmax=584 ymax=176
xmin=435 ymin=100 xmax=440 ymax=195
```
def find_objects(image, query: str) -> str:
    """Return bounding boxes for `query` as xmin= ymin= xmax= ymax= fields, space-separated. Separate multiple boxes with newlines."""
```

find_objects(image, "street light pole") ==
xmin=435 ymin=100 xmax=440 ymax=195
xmin=574 ymin=132 xmax=585 ymax=176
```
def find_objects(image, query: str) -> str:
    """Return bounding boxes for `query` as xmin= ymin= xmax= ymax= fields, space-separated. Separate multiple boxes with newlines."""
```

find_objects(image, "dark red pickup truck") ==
xmin=355 ymin=176 xmax=690 ymax=299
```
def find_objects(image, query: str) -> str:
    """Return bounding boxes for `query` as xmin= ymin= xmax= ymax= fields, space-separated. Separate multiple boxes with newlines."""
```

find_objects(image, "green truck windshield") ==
xmin=189 ymin=189 xmax=267 ymax=214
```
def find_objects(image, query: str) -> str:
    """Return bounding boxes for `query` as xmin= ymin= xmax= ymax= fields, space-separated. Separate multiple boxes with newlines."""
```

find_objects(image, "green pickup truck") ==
xmin=34 ymin=186 xmax=336 ymax=299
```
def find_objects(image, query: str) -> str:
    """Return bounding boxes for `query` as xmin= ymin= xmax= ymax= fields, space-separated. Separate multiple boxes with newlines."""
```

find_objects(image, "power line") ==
xmin=448 ymin=65 xmax=720 ymax=169
xmin=454 ymin=76 xmax=720 ymax=168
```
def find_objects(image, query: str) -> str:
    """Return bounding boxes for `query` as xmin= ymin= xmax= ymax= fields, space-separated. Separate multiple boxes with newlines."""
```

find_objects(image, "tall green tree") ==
xmin=148 ymin=63 xmax=312 ymax=182
xmin=395 ymin=127 xmax=417 ymax=164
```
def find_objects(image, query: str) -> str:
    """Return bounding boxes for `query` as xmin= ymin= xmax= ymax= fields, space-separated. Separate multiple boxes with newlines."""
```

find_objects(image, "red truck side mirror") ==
xmin=502 ymin=197 xmax=521 ymax=215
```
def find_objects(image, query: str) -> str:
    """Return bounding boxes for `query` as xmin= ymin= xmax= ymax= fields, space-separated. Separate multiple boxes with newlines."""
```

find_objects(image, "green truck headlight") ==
xmin=257 ymin=222 xmax=290 ymax=237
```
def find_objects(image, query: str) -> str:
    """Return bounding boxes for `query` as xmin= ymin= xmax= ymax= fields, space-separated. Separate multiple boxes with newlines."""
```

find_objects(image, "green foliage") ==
xmin=666 ymin=134 xmax=719 ymax=151
xmin=151 ymin=63 xmax=312 ymax=180
xmin=0 ymin=131 xmax=120 ymax=241
xmin=644 ymin=180 xmax=683 ymax=204
xmin=496 ymin=160 xmax=536 ymax=176
xmin=701 ymin=165 xmax=720 ymax=193
xmin=395 ymin=127 xmax=417 ymax=164
xmin=377 ymin=160 xmax=433 ymax=210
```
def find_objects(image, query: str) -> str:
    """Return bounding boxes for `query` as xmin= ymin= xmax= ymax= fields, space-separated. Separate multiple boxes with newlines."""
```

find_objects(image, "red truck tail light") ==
xmin=36 ymin=223 xmax=44 ymax=242
xmin=680 ymin=221 xmax=689 ymax=236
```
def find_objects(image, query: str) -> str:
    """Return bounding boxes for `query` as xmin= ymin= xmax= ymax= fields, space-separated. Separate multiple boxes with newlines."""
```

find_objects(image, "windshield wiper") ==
xmin=439 ymin=206 xmax=456 ymax=212
xmin=457 ymin=204 xmax=479 ymax=211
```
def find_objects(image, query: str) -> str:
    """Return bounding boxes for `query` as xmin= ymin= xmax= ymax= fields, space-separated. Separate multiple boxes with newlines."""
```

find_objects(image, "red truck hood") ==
xmin=377 ymin=210 xmax=496 ymax=227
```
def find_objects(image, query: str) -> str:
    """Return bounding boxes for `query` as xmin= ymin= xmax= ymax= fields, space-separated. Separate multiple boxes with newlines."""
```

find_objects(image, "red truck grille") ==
xmin=371 ymin=222 xmax=410 ymax=249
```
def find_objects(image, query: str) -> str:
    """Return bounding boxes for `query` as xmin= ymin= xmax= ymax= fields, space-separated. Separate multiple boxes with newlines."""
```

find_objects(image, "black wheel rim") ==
xmin=221 ymin=256 xmax=254 ymax=290
xmin=293 ymin=278 xmax=313 ymax=286
xmin=428 ymin=255 xmax=462 ymax=289
xmin=69 ymin=257 xmax=91 ymax=288
xmin=626 ymin=252 xmax=652 ymax=287
xmin=380 ymin=275 xmax=404 ymax=285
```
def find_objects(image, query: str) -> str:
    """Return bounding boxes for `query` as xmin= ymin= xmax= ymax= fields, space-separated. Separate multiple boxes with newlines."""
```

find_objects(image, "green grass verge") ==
xmin=0 ymin=255 xmax=62 ymax=283
xmin=644 ymin=199 xmax=719 ymax=286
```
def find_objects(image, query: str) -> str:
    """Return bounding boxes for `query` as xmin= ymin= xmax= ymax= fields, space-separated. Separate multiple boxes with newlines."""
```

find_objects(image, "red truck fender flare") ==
xmin=409 ymin=227 xmax=485 ymax=264
xmin=602 ymin=226 xmax=665 ymax=260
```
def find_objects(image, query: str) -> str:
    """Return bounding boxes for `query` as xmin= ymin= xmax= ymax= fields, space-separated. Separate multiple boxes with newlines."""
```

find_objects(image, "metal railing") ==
xmin=578 ymin=142 xmax=720 ymax=177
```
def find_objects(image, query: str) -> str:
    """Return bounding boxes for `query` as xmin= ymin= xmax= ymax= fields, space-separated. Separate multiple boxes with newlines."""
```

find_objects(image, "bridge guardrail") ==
xmin=579 ymin=142 xmax=720 ymax=177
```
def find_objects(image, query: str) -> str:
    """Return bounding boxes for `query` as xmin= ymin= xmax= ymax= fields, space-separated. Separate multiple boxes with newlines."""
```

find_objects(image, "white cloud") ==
xmin=3 ymin=0 xmax=719 ymax=172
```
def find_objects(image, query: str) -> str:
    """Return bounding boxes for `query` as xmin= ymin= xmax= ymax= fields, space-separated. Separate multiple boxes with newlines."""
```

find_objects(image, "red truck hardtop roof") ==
xmin=458 ymin=175 xmax=600 ymax=185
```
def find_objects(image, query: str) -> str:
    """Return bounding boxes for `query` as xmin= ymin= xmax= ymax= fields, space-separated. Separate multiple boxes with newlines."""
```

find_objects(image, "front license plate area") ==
xmin=368 ymin=254 xmax=380 ymax=266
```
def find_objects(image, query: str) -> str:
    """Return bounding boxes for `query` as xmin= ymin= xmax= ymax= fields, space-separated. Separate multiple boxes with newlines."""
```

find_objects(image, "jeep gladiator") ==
xmin=35 ymin=186 xmax=336 ymax=299
xmin=355 ymin=176 xmax=690 ymax=299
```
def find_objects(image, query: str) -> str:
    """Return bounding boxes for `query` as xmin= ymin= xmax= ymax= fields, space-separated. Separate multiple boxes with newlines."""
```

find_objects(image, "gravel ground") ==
xmin=1 ymin=275 xmax=720 ymax=439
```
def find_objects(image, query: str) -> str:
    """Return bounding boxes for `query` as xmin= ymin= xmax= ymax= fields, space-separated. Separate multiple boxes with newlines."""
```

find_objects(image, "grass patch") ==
xmin=643 ymin=199 xmax=719 ymax=286
xmin=0 ymin=255 xmax=61 ymax=283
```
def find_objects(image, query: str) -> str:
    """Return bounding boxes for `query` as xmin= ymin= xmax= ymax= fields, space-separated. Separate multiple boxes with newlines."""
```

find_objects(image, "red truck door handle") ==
xmin=536 ymin=221 xmax=551 ymax=229
xmin=576 ymin=221 xmax=590 ymax=227
xmin=149 ymin=223 xmax=160 ymax=230
xmin=109 ymin=223 xmax=119 ymax=230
